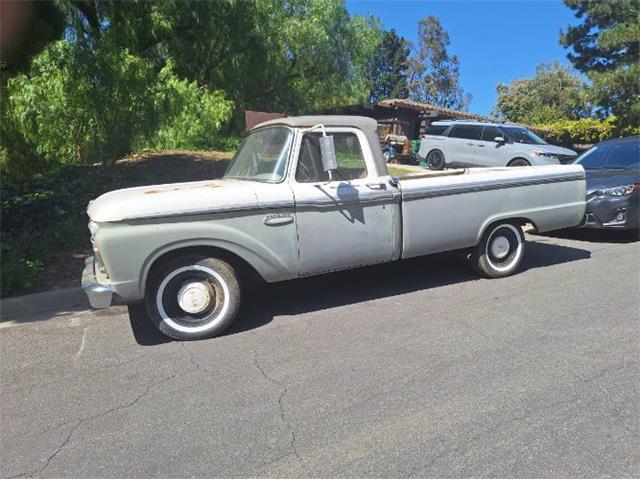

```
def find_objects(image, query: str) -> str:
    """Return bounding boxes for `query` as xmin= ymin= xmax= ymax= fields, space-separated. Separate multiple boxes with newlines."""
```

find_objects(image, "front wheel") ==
xmin=146 ymin=255 xmax=241 ymax=340
xmin=508 ymin=158 xmax=531 ymax=167
xmin=469 ymin=222 xmax=525 ymax=278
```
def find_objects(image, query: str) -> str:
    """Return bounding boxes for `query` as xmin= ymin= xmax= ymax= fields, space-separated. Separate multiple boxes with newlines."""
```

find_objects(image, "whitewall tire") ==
xmin=470 ymin=222 xmax=525 ymax=278
xmin=146 ymin=255 xmax=240 ymax=340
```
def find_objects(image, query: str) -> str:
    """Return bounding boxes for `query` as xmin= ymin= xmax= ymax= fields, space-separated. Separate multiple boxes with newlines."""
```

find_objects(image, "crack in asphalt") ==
xmin=252 ymin=348 xmax=301 ymax=465
xmin=10 ymin=354 xmax=200 ymax=478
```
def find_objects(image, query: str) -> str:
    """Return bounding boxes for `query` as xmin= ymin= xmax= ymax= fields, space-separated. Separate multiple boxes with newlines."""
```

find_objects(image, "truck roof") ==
xmin=251 ymin=115 xmax=378 ymax=131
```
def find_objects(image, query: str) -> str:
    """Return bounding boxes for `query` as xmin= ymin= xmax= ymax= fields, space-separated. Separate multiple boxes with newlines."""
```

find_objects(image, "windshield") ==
xmin=574 ymin=141 xmax=640 ymax=170
xmin=224 ymin=127 xmax=293 ymax=182
xmin=502 ymin=127 xmax=547 ymax=145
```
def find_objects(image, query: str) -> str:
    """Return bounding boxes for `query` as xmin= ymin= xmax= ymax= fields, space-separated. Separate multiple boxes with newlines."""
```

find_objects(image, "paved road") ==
xmin=1 ymin=230 xmax=638 ymax=478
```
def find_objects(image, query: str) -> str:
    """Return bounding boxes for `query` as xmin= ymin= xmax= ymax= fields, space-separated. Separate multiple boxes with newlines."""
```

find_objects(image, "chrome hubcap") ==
xmin=491 ymin=235 xmax=511 ymax=259
xmin=177 ymin=281 xmax=212 ymax=314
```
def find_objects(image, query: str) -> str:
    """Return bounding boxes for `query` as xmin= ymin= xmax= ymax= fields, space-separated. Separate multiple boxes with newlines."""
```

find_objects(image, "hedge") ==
xmin=535 ymin=116 xmax=640 ymax=147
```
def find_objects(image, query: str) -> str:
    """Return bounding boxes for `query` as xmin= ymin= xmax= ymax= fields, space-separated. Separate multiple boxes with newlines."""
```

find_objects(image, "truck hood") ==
xmin=88 ymin=179 xmax=258 ymax=222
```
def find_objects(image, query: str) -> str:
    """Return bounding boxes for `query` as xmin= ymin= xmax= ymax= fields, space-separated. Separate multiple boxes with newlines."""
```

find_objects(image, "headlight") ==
xmin=532 ymin=150 xmax=558 ymax=159
xmin=598 ymin=185 xmax=636 ymax=196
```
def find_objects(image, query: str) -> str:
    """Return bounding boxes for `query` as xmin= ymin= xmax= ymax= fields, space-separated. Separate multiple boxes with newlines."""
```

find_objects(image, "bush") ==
xmin=141 ymin=64 xmax=234 ymax=151
xmin=2 ymin=44 xmax=236 ymax=178
xmin=536 ymin=116 xmax=640 ymax=147
xmin=5 ymin=40 xmax=159 ymax=172
xmin=0 ymin=163 xmax=156 ymax=297
xmin=211 ymin=136 xmax=243 ymax=152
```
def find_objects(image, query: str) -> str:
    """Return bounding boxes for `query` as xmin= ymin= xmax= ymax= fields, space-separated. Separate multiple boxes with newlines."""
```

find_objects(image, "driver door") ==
xmin=291 ymin=128 xmax=398 ymax=276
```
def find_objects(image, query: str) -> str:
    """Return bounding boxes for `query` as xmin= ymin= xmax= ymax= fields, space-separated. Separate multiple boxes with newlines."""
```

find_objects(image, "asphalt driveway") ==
xmin=1 ymin=230 xmax=638 ymax=478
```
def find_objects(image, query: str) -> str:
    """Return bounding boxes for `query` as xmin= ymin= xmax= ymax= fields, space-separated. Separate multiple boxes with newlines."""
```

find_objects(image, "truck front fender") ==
xmin=96 ymin=212 xmax=299 ymax=302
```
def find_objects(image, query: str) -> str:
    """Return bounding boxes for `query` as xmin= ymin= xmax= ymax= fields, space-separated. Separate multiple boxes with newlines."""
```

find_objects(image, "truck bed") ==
xmin=397 ymin=165 xmax=586 ymax=259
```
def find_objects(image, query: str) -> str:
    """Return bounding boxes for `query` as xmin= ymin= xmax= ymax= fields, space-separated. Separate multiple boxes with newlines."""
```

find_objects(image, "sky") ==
xmin=346 ymin=0 xmax=580 ymax=116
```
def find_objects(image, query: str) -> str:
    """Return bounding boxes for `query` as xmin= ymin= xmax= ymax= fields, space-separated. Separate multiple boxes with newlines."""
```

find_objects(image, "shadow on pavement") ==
xmin=126 ymin=240 xmax=591 ymax=345
xmin=127 ymin=303 xmax=172 ymax=346
xmin=533 ymin=227 xmax=638 ymax=244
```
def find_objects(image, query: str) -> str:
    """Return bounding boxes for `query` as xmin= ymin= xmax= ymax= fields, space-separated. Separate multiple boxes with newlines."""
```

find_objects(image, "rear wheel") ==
xmin=470 ymin=222 xmax=525 ymax=278
xmin=146 ymin=255 xmax=240 ymax=340
xmin=427 ymin=149 xmax=446 ymax=170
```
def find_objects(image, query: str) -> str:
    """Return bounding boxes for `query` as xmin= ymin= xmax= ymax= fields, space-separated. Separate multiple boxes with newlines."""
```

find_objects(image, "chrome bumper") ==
xmin=81 ymin=256 xmax=113 ymax=309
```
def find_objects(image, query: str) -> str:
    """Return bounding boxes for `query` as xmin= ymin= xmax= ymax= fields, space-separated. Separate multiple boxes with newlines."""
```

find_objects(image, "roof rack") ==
xmin=447 ymin=118 xmax=499 ymax=124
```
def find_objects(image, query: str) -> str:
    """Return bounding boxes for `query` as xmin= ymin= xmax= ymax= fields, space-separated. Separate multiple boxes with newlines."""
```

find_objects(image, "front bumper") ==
xmin=81 ymin=256 xmax=113 ymax=309
xmin=582 ymin=193 xmax=639 ymax=230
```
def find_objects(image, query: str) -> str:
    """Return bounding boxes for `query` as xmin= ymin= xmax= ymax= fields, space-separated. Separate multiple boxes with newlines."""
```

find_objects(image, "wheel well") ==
xmin=507 ymin=157 xmax=531 ymax=166
xmin=145 ymin=245 xmax=264 ymax=291
xmin=481 ymin=217 xmax=539 ymax=241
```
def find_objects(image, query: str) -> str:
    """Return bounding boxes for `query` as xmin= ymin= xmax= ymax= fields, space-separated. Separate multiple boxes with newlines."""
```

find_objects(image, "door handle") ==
xmin=477 ymin=144 xmax=486 ymax=147
xmin=366 ymin=183 xmax=387 ymax=190
xmin=466 ymin=142 xmax=474 ymax=146
xmin=264 ymin=214 xmax=294 ymax=226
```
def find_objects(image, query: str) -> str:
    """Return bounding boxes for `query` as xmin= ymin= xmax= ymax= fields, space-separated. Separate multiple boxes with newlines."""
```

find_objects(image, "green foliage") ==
xmin=5 ymin=39 xmax=159 ymax=170
xmin=54 ymin=0 xmax=381 ymax=116
xmin=2 ymin=0 xmax=383 ymax=179
xmin=211 ymin=136 xmax=243 ymax=152
xmin=142 ymin=64 xmax=234 ymax=151
xmin=0 ymin=160 xmax=168 ymax=297
xmin=493 ymin=62 xmax=591 ymax=124
xmin=366 ymin=29 xmax=411 ymax=103
xmin=536 ymin=116 xmax=640 ymax=146
xmin=560 ymin=0 xmax=640 ymax=126
xmin=249 ymin=0 xmax=382 ymax=113
xmin=407 ymin=16 xmax=471 ymax=110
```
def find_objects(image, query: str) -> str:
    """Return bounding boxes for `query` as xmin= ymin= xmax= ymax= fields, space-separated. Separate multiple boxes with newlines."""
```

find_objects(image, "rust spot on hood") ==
xmin=143 ymin=182 xmax=222 ymax=194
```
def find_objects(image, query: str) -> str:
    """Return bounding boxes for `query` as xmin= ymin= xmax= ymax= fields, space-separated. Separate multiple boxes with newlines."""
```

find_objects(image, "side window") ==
xmin=426 ymin=124 xmax=449 ymax=136
xmin=450 ymin=125 xmax=482 ymax=140
xmin=605 ymin=142 xmax=640 ymax=169
xmin=296 ymin=132 xmax=367 ymax=183
xmin=481 ymin=126 xmax=502 ymax=142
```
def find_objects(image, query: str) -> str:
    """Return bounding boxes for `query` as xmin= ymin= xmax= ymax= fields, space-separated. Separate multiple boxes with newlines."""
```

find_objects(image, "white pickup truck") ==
xmin=83 ymin=116 xmax=586 ymax=340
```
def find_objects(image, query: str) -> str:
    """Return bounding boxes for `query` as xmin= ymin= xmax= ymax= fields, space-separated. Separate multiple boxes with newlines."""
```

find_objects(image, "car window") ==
xmin=481 ymin=126 xmax=503 ymax=142
xmin=449 ymin=125 xmax=482 ymax=140
xmin=426 ymin=124 xmax=450 ymax=136
xmin=296 ymin=132 xmax=367 ymax=183
xmin=502 ymin=127 xmax=547 ymax=145
xmin=606 ymin=142 xmax=640 ymax=169
xmin=576 ymin=141 xmax=640 ymax=170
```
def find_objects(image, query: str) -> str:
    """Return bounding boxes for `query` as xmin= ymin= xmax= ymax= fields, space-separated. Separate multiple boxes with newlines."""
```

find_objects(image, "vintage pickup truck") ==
xmin=83 ymin=116 xmax=586 ymax=340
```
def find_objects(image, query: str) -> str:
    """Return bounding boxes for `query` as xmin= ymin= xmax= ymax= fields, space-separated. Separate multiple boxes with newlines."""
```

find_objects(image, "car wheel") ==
xmin=508 ymin=158 xmax=531 ymax=167
xmin=470 ymin=222 xmax=525 ymax=278
xmin=146 ymin=254 xmax=241 ymax=340
xmin=427 ymin=149 xmax=446 ymax=170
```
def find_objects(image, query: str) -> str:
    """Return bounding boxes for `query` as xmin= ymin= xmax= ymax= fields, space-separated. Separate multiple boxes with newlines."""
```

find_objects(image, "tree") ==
xmin=407 ymin=16 xmax=471 ymax=111
xmin=56 ymin=0 xmax=381 ymax=115
xmin=493 ymin=62 xmax=591 ymax=124
xmin=560 ymin=0 xmax=640 ymax=126
xmin=1 ymin=0 xmax=383 ymax=176
xmin=366 ymin=29 xmax=410 ymax=103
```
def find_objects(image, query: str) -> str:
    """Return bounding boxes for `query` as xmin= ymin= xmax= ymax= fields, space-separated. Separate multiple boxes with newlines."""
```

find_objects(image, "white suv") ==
xmin=417 ymin=120 xmax=577 ymax=169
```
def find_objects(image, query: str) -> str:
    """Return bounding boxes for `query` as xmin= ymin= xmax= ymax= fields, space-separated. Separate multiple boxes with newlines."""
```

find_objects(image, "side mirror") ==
xmin=494 ymin=136 xmax=506 ymax=143
xmin=319 ymin=135 xmax=337 ymax=172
